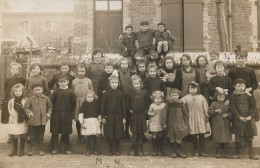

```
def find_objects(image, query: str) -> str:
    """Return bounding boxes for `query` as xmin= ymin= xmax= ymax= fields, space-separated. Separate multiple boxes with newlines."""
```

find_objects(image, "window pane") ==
xmin=109 ymin=1 xmax=122 ymax=10
xmin=95 ymin=1 xmax=108 ymax=11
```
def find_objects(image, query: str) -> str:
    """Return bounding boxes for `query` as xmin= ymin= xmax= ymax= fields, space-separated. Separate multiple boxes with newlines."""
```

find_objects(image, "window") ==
xmin=95 ymin=0 xmax=122 ymax=11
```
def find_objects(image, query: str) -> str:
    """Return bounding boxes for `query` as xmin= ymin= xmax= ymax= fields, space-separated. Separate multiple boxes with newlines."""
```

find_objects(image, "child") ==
xmin=148 ymin=91 xmax=166 ymax=156
xmin=128 ymin=75 xmax=150 ymax=156
xmin=206 ymin=51 xmax=219 ymax=80
xmin=118 ymin=58 xmax=134 ymax=139
xmin=119 ymin=25 xmax=137 ymax=68
xmin=135 ymin=21 xmax=158 ymax=63
xmin=230 ymin=79 xmax=258 ymax=160
xmin=86 ymin=49 xmax=105 ymax=95
xmin=165 ymin=54 xmax=199 ymax=97
xmin=160 ymin=56 xmax=176 ymax=99
xmin=8 ymin=83 xmax=28 ymax=156
xmin=208 ymin=61 xmax=233 ymax=102
xmin=50 ymin=75 xmax=76 ymax=155
xmin=208 ymin=88 xmax=232 ymax=158
xmin=101 ymin=75 xmax=126 ymax=156
xmin=2 ymin=62 xmax=26 ymax=144
xmin=72 ymin=64 xmax=94 ymax=144
xmin=136 ymin=60 xmax=147 ymax=85
xmin=196 ymin=55 xmax=210 ymax=102
xmin=24 ymin=84 xmax=52 ymax=156
xmin=227 ymin=51 xmax=259 ymax=121
xmin=181 ymin=82 xmax=209 ymax=157
xmin=79 ymin=91 xmax=100 ymax=155
xmin=154 ymin=22 xmax=176 ymax=57
xmin=48 ymin=61 xmax=75 ymax=92
xmin=162 ymin=89 xmax=188 ymax=158
xmin=143 ymin=65 xmax=165 ymax=96
xmin=25 ymin=63 xmax=49 ymax=97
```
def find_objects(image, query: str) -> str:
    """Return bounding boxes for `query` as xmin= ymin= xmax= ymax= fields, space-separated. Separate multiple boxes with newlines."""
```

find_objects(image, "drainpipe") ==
xmin=228 ymin=0 xmax=232 ymax=51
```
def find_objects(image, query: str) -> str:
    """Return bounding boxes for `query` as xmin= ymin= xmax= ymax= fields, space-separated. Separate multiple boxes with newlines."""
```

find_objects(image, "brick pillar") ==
xmin=249 ymin=0 xmax=258 ymax=51
xmin=203 ymin=0 xmax=210 ymax=52
xmin=73 ymin=0 xmax=94 ymax=54
xmin=123 ymin=0 xmax=132 ymax=29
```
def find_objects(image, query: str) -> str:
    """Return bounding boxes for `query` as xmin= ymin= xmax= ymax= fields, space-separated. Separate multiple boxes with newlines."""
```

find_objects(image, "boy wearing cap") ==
xmin=24 ymin=83 xmax=53 ymax=156
xmin=230 ymin=78 xmax=258 ymax=160
xmin=50 ymin=75 xmax=76 ymax=155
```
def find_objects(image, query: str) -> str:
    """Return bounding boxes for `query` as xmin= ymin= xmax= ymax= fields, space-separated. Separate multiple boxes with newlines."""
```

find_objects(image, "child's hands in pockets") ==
xmin=215 ymin=109 xmax=222 ymax=114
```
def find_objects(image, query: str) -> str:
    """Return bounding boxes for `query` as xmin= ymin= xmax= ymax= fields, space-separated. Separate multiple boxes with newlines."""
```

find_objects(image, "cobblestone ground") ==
xmin=0 ymin=151 xmax=259 ymax=168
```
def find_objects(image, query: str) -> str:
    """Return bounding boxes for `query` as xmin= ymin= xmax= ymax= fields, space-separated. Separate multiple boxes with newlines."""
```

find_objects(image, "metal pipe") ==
xmin=229 ymin=0 xmax=232 ymax=51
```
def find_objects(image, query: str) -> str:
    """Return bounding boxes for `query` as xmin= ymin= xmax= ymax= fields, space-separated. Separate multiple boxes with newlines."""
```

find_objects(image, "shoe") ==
xmin=199 ymin=152 xmax=207 ymax=157
xmin=193 ymin=152 xmax=199 ymax=157
xmin=232 ymin=154 xmax=240 ymax=159
xmin=27 ymin=151 xmax=33 ymax=156
xmin=249 ymin=154 xmax=259 ymax=160
xmin=114 ymin=149 xmax=121 ymax=156
xmin=171 ymin=152 xmax=177 ymax=158
xmin=85 ymin=150 xmax=90 ymax=156
xmin=176 ymin=143 xmax=186 ymax=158
xmin=215 ymin=153 xmax=221 ymax=159
xmin=52 ymin=150 xmax=58 ymax=155
xmin=93 ymin=150 xmax=99 ymax=155
xmin=39 ymin=150 xmax=45 ymax=156
xmin=107 ymin=150 xmax=114 ymax=156
xmin=66 ymin=150 xmax=72 ymax=155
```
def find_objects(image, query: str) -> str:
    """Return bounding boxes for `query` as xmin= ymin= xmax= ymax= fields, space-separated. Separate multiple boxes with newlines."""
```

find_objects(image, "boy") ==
xmin=230 ymin=79 xmax=258 ymax=160
xmin=135 ymin=21 xmax=158 ymax=63
xmin=25 ymin=83 xmax=53 ymax=156
xmin=50 ymin=75 xmax=76 ymax=155
xmin=119 ymin=25 xmax=137 ymax=68
xmin=227 ymin=51 xmax=259 ymax=121
xmin=101 ymin=75 xmax=126 ymax=155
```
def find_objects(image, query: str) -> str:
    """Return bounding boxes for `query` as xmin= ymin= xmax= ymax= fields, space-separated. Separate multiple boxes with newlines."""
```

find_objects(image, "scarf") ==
xmin=13 ymin=96 xmax=27 ymax=123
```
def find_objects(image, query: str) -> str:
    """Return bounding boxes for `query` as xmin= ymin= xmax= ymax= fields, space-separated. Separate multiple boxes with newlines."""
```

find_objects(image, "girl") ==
xmin=79 ymin=91 xmax=100 ymax=155
xmin=206 ymin=51 xmax=219 ymax=80
xmin=181 ymin=82 xmax=209 ymax=157
xmin=148 ymin=91 xmax=165 ymax=156
xmin=8 ymin=83 xmax=28 ymax=156
xmin=72 ymin=64 xmax=94 ymax=144
xmin=25 ymin=63 xmax=49 ymax=97
xmin=160 ymin=56 xmax=176 ymax=99
xmin=162 ymin=89 xmax=188 ymax=158
xmin=196 ymin=55 xmax=210 ymax=102
xmin=136 ymin=60 xmax=147 ymax=86
xmin=165 ymin=54 xmax=199 ymax=97
xmin=2 ymin=62 xmax=26 ymax=144
xmin=48 ymin=60 xmax=75 ymax=92
xmin=128 ymin=75 xmax=150 ymax=156
xmin=143 ymin=65 xmax=165 ymax=96
xmin=86 ymin=49 xmax=105 ymax=95
xmin=208 ymin=88 xmax=232 ymax=159
xmin=101 ymin=75 xmax=126 ymax=156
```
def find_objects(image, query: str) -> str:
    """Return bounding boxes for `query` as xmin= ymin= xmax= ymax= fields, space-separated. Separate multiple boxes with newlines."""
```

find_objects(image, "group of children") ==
xmin=0 ymin=20 xmax=259 ymax=160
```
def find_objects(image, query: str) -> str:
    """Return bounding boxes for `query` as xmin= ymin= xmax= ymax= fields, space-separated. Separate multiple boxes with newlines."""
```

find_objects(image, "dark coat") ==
xmin=50 ymin=88 xmax=76 ymax=134
xmin=143 ymin=76 xmax=165 ymax=96
xmin=101 ymin=89 xmax=127 ymax=139
xmin=230 ymin=93 xmax=258 ymax=137
xmin=1 ymin=76 xmax=26 ymax=124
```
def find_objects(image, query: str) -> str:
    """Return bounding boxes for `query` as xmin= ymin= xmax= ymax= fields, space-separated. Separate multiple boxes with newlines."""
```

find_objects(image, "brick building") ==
xmin=73 ymin=0 xmax=260 ymax=54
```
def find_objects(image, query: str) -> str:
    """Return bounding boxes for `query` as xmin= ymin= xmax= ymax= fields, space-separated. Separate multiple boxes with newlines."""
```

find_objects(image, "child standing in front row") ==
xmin=128 ymin=75 xmax=150 ymax=156
xmin=162 ymin=89 xmax=188 ymax=158
xmin=101 ymin=75 xmax=126 ymax=156
xmin=181 ymin=82 xmax=209 ymax=157
xmin=230 ymin=79 xmax=258 ymax=160
xmin=50 ymin=75 xmax=76 ymax=155
xmin=25 ymin=84 xmax=52 ymax=156
xmin=8 ymin=83 xmax=28 ymax=157
xmin=208 ymin=88 xmax=232 ymax=159
xmin=79 ymin=91 xmax=100 ymax=155
xmin=72 ymin=64 xmax=94 ymax=144
xmin=148 ymin=91 xmax=166 ymax=156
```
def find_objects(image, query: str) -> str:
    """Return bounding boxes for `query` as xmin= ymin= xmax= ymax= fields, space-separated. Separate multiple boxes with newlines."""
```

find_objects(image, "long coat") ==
xmin=101 ymin=89 xmax=127 ymax=139
xmin=50 ymin=88 xmax=76 ymax=134
xmin=230 ymin=93 xmax=258 ymax=137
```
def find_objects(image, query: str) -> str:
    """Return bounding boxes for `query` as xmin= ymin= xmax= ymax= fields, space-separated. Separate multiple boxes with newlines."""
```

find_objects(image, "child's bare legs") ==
xmin=157 ymin=41 xmax=163 ymax=54
xmin=162 ymin=41 xmax=169 ymax=53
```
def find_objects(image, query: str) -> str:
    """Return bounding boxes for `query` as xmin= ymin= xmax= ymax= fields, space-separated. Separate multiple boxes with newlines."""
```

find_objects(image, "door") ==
xmin=94 ymin=0 xmax=123 ymax=53
xmin=161 ymin=0 xmax=204 ymax=52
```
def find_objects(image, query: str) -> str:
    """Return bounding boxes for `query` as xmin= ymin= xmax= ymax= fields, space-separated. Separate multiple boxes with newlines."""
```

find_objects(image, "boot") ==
xmin=138 ymin=144 xmax=144 ymax=156
xmin=157 ymin=137 xmax=163 ymax=156
xmin=27 ymin=139 xmax=34 ymax=156
xmin=248 ymin=140 xmax=259 ymax=160
xmin=107 ymin=139 xmax=114 ymax=156
xmin=171 ymin=142 xmax=177 ymax=158
xmin=85 ymin=145 xmax=90 ymax=155
xmin=192 ymin=135 xmax=199 ymax=157
xmin=233 ymin=142 xmax=241 ymax=159
xmin=223 ymin=143 xmax=232 ymax=159
xmin=152 ymin=138 xmax=157 ymax=156
xmin=129 ymin=144 xmax=136 ymax=156
xmin=177 ymin=143 xmax=187 ymax=158
xmin=114 ymin=139 xmax=121 ymax=156
xmin=38 ymin=138 xmax=44 ymax=156
xmin=92 ymin=136 xmax=98 ymax=155
xmin=198 ymin=135 xmax=206 ymax=157
xmin=215 ymin=144 xmax=221 ymax=158
xmin=18 ymin=138 xmax=25 ymax=157
xmin=9 ymin=139 xmax=18 ymax=157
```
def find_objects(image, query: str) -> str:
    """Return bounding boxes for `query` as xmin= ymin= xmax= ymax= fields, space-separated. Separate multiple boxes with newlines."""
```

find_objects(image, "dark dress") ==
xmin=162 ymin=101 xmax=189 ymax=142
xmin=79 ymin=100 xmax=99 ymax=119
xmin=143 ymin=76 xmax=165 ymax=96
xmin=101 ymin=89 xmax=127 ymax=139
xmin=48 ymin=73 xmax=75 ymax=90
xmin=208 ymin=101 xmax=232 ymax=143
xmin=50 ymin=88 xmax=76 ymax=134
xmin=128 ymin=89 xmax=150 ymax=133
xmin=86 ymin=62 xmax=105 ymax=94
xmin=1 ymin=76 xmax=26 ymax=124
xmin=230 ymin=93 xmax=258 ymax=137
